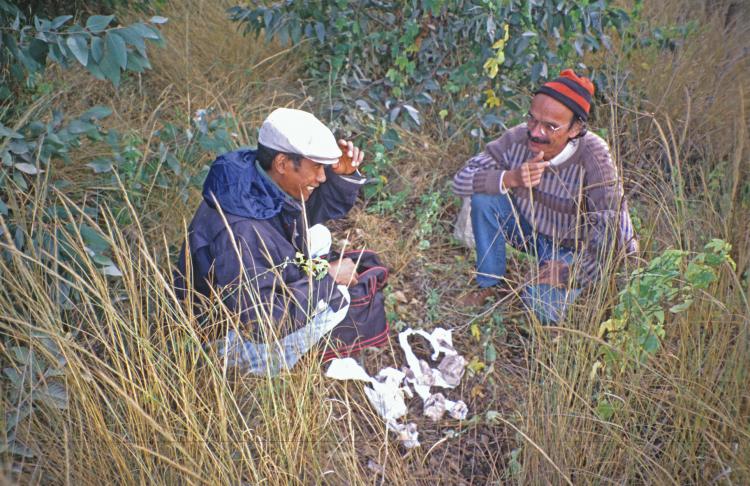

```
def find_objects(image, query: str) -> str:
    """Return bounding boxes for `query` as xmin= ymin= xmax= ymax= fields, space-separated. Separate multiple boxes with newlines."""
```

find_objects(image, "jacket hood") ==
xmin=202 ymin=149 xmax=288 ymax=220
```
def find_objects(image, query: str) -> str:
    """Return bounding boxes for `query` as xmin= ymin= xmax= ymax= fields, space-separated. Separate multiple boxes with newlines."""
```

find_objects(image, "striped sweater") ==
xmin=452 ymin=124 xmax=637 ymax=286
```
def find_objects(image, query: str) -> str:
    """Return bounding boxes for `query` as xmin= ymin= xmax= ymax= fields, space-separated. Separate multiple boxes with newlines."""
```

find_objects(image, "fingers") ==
xmin=519 ymin=153 xmax=550 ymax=187
xmin=351 ymin=146 xmax=362 ymax=168
xmin=520 ymin=165 xmax=547 ymax=187
xmin=338 ymin=139 xmax=354 ymax=157
xmin=337 ymin=139 xmax=364 ymax=169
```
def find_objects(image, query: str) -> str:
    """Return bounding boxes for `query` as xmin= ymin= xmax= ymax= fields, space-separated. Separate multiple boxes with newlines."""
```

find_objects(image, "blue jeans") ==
xmin=471 ymin=193 xmax=581 ymax=324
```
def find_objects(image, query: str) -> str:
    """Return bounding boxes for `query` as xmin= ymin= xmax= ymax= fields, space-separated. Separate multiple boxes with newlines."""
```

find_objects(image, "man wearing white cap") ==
xmin=175 ymin=108 xmax=388 ymax=374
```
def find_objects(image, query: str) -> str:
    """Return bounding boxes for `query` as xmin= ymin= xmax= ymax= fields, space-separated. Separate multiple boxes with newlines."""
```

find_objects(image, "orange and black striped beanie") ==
xmin=535 ymin=69 xmax=595 ymax=121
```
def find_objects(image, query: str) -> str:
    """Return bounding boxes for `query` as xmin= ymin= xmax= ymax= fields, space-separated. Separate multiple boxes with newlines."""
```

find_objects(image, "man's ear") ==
xmin=271 ymin=153 xmax=288 ymax=174
xmin=568 ymin=119 xmax=584 ymax=139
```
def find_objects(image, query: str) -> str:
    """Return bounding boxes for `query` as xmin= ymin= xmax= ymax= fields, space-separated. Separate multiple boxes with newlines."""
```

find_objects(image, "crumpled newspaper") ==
xmin=326 ymin=327 xmax=468 ymax=449
xmin=423 ymin=392 xmax=469 ymax=422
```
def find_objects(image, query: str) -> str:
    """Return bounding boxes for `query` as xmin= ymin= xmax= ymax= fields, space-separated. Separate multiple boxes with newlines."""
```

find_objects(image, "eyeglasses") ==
xmin=525 ymin=112 xmax=563 ymax=136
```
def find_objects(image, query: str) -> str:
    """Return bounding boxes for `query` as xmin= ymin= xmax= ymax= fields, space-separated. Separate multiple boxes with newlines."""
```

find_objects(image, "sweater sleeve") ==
xmin=452 ymin=151 xmax=498 ymax=196
xmin=573 ymin=137 xmax=627 ymax=287
xmin=452 ymin=129 xmax=519 ymax=197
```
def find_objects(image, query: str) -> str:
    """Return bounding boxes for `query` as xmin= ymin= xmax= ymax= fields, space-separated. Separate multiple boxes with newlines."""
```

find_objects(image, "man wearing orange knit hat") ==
xmin=453 ymin=70 xmax=638 ymax=323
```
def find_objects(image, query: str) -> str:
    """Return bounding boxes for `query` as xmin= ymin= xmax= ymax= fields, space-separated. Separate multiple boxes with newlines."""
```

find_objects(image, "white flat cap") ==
xmin=258 ymin=108 xmax=342 ymax=165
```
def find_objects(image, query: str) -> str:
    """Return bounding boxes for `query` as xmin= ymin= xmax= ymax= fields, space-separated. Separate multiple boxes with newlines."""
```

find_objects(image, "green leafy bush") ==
xmin=1 ymin=1 xmax=165 ymax=96
xmin=598 ymin=239 xmax=735 ymax=371
xmin=229 ymin=0 xmax=632 ymax=135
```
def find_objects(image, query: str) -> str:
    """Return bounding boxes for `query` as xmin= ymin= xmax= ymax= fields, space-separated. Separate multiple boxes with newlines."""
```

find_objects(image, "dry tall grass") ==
xmin=1 ymin=0 xmax=748 ymax=484
xmin=2 ymin=1 xmax=399 ymax=484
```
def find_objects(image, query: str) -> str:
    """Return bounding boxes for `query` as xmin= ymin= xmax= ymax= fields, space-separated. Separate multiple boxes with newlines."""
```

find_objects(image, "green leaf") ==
xmin=6 ymin=437 xmax=35 ymax=458
xmin=81 ymin=105 xmax=112 ymax=120
xmin=115 ymin=26 xmax=147 ymax=57
xmin=485 ymin=410 xmax=501 ymax=424
xmin=126 ymin=51 xmax=151 ymax=72
xmin=596 ymin=399 xmax=615 ymax=421
xmin=86 ymin=15 xmax=114 ymax=33
xmin=86 ymin=158 xmax=113 ymax=173
xmin=4 ymin=401 xmax=33 ymax=431
xmin=92 ymin=254 xmax=115 ymax=266
xmin=484 ymin=343 xmax=497 ymax=363
xmin=11 ymin=346 xmax=31 ymax=365
xmin=90 ymin=36 xmax=103 ymax=63
xmin=9 ymin=139 xmax=30 ymax=154
xmin=98 ymin=45 xmax=122 ymax=86
xmin=85 ymin=61 xmax=106 ymax=80
xmin=0 ymin=198 xmax=7 ymax=216
xmin=78 ymin=224 xmax=109 ymax=253
xmin=105 ymin=31 xmax=128 ymax=70
xmin=9 ymin=439 xmax=36 ymax=458
xmin=130 ymin=22 xmax=161 ymax=41
xmin=67 ymin=119 xmax=94 ymax=135
xmin=14 ymin=163 xmax=42 ymax=175
xmin=686 ymin=262 xmax=716 ymax=289
xmin=3 ymin=367 xmax=21 ymax=386
xmin=670 ymin=299 xmax=693 ymax=313
xmin=27 ymin=38 xmax=49 ymax=65
xmin=38 ymin=382 xmax=69 ymax=409
xmin=48 ymin=41 xmax=66 ymax=65
xmin=51 ymin=15 xmax=73 ymax=29
xmin=0 ymin=123 xmax=23 ymax=139
xmin=13 ymin=171 xmax=28 ymax=191
xmin=642 ymin=333 xmax=659 ymax=354
xmin=101 ymin=264 xmax=123 ymax=277
xmin=66 ymin=34 xmax=88 ymax=66
xmin=314 ymin=21 xmax=325 ymax=43
xmin=166 ymin=153 xmax=181 ymax=174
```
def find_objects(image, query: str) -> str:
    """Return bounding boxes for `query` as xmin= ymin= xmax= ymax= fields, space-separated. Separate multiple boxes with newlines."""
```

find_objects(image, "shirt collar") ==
xmin=255 ymin=160 xmax=301 ymax=209
xmin=548 ymin=138 xmax=579 ymax=167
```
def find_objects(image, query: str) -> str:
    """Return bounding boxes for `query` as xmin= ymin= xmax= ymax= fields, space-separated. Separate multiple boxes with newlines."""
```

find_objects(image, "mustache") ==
xmin=527 ymin=130 xmax=549 ymax=144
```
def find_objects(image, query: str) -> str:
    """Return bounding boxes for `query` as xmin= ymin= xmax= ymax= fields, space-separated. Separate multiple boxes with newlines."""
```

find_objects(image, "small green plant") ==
xmin=598 ymin=239 xmax=734 ymax=371
xmin=426 ymin=287 xmax=439 ymax=323
xmin=361 ymin=120 xmax=405 ymax=215
xmin=593 ymin=239 xmax=735 ymax=420
xmin=415 ymin=189 xmax=444 ymax=250
xmin=294 ymin=252 xmax=329 ymax=280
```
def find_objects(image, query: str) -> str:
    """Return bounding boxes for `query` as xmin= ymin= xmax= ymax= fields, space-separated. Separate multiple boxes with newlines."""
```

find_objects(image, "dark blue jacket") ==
xmin=174 ymin=149 xmax=364 ymax=336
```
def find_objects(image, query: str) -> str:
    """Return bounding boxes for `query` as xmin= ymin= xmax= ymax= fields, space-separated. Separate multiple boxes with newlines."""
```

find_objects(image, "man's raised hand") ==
xmin=332 ymin=139 xmax=365 ymax=175
xmin=507 ymin=151 xmax=549 ymax=188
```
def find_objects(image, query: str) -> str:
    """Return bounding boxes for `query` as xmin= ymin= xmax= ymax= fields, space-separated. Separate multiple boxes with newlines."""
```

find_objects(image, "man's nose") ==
xmin=317 ymin=166 xmax=326 ymax=183
xmin=529 ymin=122 xmax=546 ymax=138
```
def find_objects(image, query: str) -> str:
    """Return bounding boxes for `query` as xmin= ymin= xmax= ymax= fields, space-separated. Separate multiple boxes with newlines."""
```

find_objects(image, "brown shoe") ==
xmin=459 ymin=285 xmax=509 ymax=307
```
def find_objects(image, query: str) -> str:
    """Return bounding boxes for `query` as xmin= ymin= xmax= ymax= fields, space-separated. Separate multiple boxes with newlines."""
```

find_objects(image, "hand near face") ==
xmin=332 ymin=139 xmax=364 ymax=175
xmin=328 ymin=257 xmax=359 ymax=287
xmin=507 ymin=151 xmax=550 ymax=188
